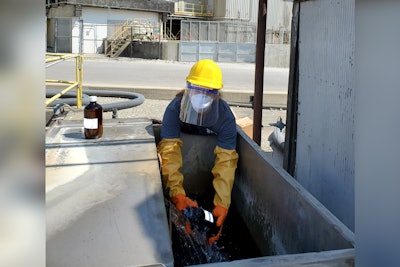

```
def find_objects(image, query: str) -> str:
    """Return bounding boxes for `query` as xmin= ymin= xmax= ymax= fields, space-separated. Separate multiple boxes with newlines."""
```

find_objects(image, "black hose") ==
xmin=46 ymin=89 xmax=145 ymax=111
xmin=227 ymin=101 xmax=287 ymax=110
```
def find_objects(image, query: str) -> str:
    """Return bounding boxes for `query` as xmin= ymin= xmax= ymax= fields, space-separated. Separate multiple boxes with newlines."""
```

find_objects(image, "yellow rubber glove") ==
xmin=157 ymin=138 xmax=186 ymax=199
xmin=211 ymin=146 xmax=239 ymax=209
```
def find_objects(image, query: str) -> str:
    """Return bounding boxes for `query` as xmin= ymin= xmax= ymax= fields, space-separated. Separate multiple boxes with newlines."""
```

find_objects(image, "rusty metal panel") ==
xmin=295 ymin=0 xmax=355 ymax=230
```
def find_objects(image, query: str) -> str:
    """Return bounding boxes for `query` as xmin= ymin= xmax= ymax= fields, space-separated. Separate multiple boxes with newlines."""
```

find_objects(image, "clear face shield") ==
xmin=179 ymin=82 xmax=219 ymax=127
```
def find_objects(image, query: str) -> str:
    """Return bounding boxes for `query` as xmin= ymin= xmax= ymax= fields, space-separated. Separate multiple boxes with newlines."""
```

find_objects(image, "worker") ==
xmin=157 ymin=59 xmax=239 ymax=245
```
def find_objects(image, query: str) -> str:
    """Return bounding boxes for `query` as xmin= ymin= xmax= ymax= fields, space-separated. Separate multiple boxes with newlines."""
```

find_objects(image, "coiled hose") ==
xmin=46 ymin=89 xmax=145 ymax=111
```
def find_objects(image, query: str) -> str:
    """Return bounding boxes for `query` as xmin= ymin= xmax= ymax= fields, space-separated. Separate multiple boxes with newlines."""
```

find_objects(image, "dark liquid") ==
xmin=167 ymin=194 xmax=263 ymax=267
xmin=84 ymin=102 xmax=103 ymax=139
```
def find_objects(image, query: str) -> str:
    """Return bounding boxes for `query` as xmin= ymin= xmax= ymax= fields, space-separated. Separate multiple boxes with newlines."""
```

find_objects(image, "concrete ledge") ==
xmin=46 ymin=84 xmax=287 ymax=109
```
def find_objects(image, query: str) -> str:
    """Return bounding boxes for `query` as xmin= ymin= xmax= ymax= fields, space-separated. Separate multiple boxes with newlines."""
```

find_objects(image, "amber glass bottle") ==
xmin=84 ymin=96 xmax=103 ymax=139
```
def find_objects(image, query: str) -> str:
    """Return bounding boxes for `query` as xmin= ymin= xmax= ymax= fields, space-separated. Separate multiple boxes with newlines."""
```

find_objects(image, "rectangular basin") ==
xmin=168 ymin=127 xmax=355 ymax=267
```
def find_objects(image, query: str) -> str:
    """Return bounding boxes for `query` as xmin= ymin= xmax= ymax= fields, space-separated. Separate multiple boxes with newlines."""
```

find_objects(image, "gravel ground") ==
xmin=56 ymin=96 xmax=287 ymax=167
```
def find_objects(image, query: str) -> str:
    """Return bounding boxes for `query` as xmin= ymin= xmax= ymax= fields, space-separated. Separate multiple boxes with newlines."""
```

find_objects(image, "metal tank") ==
xmin=46 ymin=118 xmax=354 ymax=266
xmin=177 ymin=127 xmax=354 ymax=266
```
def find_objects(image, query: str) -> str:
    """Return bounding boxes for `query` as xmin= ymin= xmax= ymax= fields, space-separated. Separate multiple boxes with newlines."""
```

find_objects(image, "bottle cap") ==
xmin=89 ymin=96 xmax=97 ymax=102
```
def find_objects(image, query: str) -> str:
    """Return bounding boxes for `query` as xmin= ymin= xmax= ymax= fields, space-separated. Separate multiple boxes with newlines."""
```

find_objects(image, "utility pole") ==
xmin=253 ymin=0 xmax=267 ymax=145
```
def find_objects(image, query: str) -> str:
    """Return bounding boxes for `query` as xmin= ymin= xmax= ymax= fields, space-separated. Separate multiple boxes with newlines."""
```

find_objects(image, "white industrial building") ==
xmin=46 ymin=0 xmax=292 ymax=66
xmin=46 ymin=1 xmax=172 ymax=54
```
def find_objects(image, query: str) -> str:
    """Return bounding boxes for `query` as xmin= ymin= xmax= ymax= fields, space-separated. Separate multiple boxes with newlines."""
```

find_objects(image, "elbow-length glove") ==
xmin=209 ymin=146 xmax=239 ymax=245
xmin=157 ymin=138 xmax=198 ymax=211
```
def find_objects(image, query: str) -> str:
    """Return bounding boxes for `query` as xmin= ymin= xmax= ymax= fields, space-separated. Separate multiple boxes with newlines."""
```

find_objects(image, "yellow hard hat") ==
xmin=186 ymin=59 xmax=223 ymax=89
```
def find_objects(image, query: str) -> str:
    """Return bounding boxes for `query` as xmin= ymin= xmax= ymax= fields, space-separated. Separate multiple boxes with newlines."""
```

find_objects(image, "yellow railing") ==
xmin=174 ymin=2 xmax=212 ymax=17
xmin=45 ymin=53 xmax=83 ymax=108
xmin=105 ymin=18 xmax=157 ymax=57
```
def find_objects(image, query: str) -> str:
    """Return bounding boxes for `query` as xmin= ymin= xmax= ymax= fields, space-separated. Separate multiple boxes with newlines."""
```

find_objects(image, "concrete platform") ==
xmin=45 ymin=118 xmax=173 ymax=267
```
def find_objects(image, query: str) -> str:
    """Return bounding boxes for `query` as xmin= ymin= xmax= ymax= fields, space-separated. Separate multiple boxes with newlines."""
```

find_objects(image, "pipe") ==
xmin=271 ymin=127 xmax=285 ymax=152
xmin=46 ymin=89 xmax=145 ymax=112
xmin=253 ymin=0 xmax=268 ymax=145
xmin=228 ymin=102 xmax=286 ymax=110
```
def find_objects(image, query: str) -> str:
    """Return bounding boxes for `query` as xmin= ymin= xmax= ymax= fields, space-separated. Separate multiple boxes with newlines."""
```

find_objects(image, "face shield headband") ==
xmin=179 ymin=82 xmax=220 ymax=127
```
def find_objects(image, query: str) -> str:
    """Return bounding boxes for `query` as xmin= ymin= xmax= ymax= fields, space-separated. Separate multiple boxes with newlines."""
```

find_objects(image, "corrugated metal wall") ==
xmin=213 ymin=0 xmax=292 ymax=29
xmin=295 ymin=0 xmax=355 ymax=230
xmin=178 ymin=19 xmax=290 ymax=65
xmin=213 ymin=0 xmax=251 ymax=21
xmin=266 ymin=0 xmax=292 ymax=30
xmin=180 ymin=20 xmax=256 ymax=42
xmin=179 ymin=41 xmax=256 ymax=62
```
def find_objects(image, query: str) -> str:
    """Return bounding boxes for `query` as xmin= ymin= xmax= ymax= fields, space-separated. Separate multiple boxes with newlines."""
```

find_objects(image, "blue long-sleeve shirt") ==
xmin=160 ymin=96 xmax=237 ymax=150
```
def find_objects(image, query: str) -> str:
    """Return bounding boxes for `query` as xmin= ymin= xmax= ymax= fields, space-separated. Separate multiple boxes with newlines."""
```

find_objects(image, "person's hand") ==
xmin=173 ymin=194 xmax=198 ymax=211
xmin=170 ymin=196 xmax=196 ymax=236
xmin=208 ymin=205 xmax=228 ymax=245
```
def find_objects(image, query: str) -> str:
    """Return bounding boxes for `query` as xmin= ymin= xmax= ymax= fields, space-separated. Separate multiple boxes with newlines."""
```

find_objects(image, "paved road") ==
xmin=46 ymin=56 xmax=289 ymax=93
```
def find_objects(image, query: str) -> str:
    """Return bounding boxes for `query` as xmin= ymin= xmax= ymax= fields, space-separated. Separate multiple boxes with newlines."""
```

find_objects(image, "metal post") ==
xmin=208 ymin=21 xmax=210 ymax=41
xmin=79 ymin=19 xmax=83 ymax=55
xmin=54 ymin=19 xmax=58 ymax=52
xmin=159 ymin=21 xmax=162 ymax=59
xmin=76 ymin=55 xmax=83 ymax=108
xmin=189 ymin=21 xmax=192 ymax=41
xmin=253 ymin=0 xmax=267 ymax=145
xmin=283 ymin=2 xmax=300 ymax=175
xmin=169 ymin=18 xmax=172 ymax=40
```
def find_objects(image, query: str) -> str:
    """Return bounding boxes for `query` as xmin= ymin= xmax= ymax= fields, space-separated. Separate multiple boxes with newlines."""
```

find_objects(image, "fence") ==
xmin=179 ymin=20 xmax=291 ymax=63
xmin=180 ymin=20 xmax=290 ymax=44
xmin=45 ymin=53 xmax=83 ymax=108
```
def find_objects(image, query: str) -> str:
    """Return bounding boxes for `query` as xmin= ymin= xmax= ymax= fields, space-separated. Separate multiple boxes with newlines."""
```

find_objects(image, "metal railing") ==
xmin=45 ymin=53 xmax=83 ymax=108
xmin=105 ymin=18 xmax=160 ymax=57
xmin=174 ymin=2 xmax=212 ymax=17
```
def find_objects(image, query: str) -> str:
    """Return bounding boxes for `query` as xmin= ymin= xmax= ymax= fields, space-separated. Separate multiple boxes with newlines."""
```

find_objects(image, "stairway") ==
xmin=105 ymin=19 xmax=153 ymax=58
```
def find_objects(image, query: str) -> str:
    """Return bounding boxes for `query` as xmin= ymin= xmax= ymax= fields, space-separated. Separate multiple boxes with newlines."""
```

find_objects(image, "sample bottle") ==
xmin=201 ymin=208 xmax=221 ymax=238
xmin=84 ymin=96 xmax=103 ymax=139
xmin=183 ymin=207 xmax=221 ymax=238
